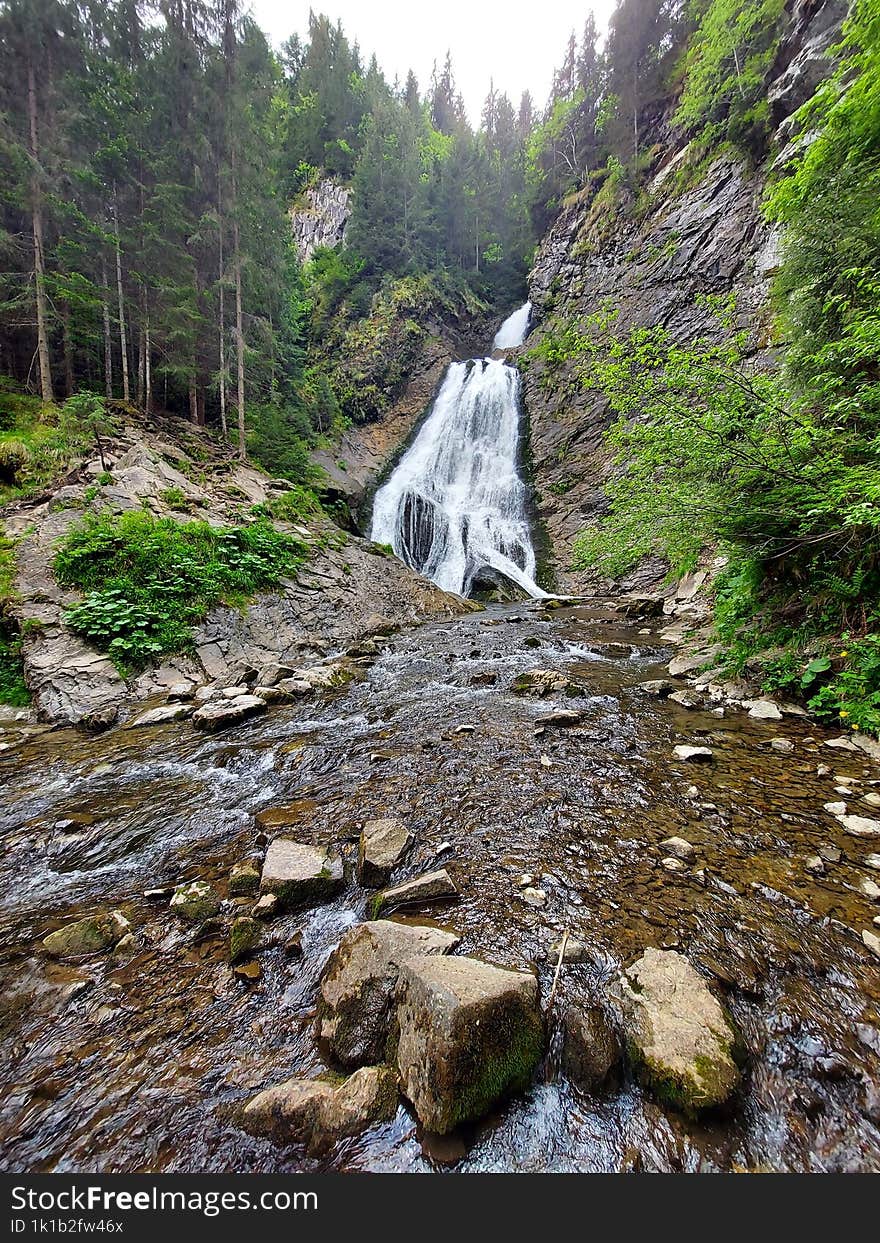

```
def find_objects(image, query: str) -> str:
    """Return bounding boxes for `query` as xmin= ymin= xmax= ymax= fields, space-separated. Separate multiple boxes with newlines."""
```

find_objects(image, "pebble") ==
xmin=863 ymin=930 xmax=880 ymax=960
xmin=865 ymin=793 xmax=880 ymax=807
xmin=518 ymin=874 xmax=534 ymax=888
xmin=816 ymin=764 xmax=832 ymax=777
xmin=841 ymin=815 xmax=880 ymax=838
xmin=521 ymin=887 xmax=547 ymax=908
xmin=805 ymin=856 xmax=826 ymax=876
xmin=864 ymin=853 xmax=880 ymax=871
xmin=818 ymin=844 xmax=842 ymax=864
xmin=770 ymin=738 xmax=795 ymax=753
xmin=673 ymin=745 xmax=713 ymax=763
xmin=824 ymin=802 xmax=847 ymax=817
xmin=540 ymin=755 xmax=553 ymax=768
xmin=661 ymin=856 xmax=688 ymax=873
xmin=859 ymin=878 xmax=880 ymax=901
xmin=660 ymin=836 xmax=696 ymax=862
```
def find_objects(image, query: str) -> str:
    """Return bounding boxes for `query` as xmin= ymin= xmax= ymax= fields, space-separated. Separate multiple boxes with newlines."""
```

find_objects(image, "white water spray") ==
xmin=371 ymin=303 xmax=544 ymax=598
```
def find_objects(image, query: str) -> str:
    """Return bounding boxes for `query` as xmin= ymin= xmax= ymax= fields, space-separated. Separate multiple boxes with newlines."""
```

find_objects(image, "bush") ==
xmin=54 ymin=511 xmax=308 ymax=676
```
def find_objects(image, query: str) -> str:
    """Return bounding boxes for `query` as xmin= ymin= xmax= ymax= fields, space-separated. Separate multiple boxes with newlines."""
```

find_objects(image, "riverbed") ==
xmin=1 ymin=600 xmax=878 ymax=1172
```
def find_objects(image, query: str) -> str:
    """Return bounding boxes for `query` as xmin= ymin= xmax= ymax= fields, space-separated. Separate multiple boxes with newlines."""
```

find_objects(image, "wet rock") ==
xmin=229 ymin=917 xmax=262 ymax=963
xmin=824 ymin=736 xmax=860 ymax=753
xmin=228 ymin=861 xmax=260 ymax=896
xmin=166 ymin=682 xmax=195 ymax=701
xmin=550 ymin=936 xmax=591 ymax=963
xmin=863 ymin=930 xmax=880 ymax=960
xmin=864 ymin=853 xmax=880 ymax=871
xmin=191 ymin=694 xmax=267 ymax=732
xmin=285 ymin=930 xmax=304 ymax=958
xmin=43 ymin=910 xmax=130 ymax=960
xmin=251 ymin=893 xmax=279 ymax=921
xmin=561 ymin=1001 xmax=621 ymax=1090
xmin=521 ymin=887 xmax=547 ymax=908
xmin=824 ymin=801 xmax=847 ymax=817
xmin=864 ymin=793 xmax=880 ymax=808
xmin=259 ymin=839 xmax=344 ymax=907
xmin=511 ymin=669 xmax=575 ymax=697
xmin=859 ymin=878 xmax=880 ymax=902
xmin=661 ymin=857 xmax=688 ymax=874
xmin=358 ymin=819 xmax=413 ymax=886
xmin=673 ymin=745 xmax=714 ymax=763
xmin=745 ymin=699 xmax=783 ymax=721
xmin=615 ymin=948 xmax=740 ymax=1114
xmin=130 ymin=703 xmax=192 ymax=727
xmin=637 ymin=679 xmax=673 ymax=697
xmin=170 ymin=880 xmax=220 ymax=922
xmin=535 ymin=709 xmax=582 ymax=727
xmin=373 ymin=869 xmax=458 ymax=915
xmin=242 ymin=1066 xmax=397 ymax=1154
xmin=251 ymin=685 xmax=292 ymax=704
xmin=669 ymin=690 xmax=700 ymax=709
xmin=275 ymin=678 xmax=312 ymax=697
xmin=221 ymin=684 xmax=250 ymax=699
xmin=287 ymin=663 xmax=351 ymax=692
xmin=805 ymin=855 xmax=826 ymax=876
xmin=770 ymin=738 xmax=795 ymax=753
xmin=660 ymin=837 xmax=696 ymax=863
xmin=841 ymin=815 xmax=880 ymax=839
xmin=818 ymin=844 xmax=842 ymax=864
xmin=395 ymin=956 xmax=544 ymax=1134
xmin=316 ymin=920 xmax=459 ymax=1068
xmin=232 ymin=960 xmax=261 ymax=982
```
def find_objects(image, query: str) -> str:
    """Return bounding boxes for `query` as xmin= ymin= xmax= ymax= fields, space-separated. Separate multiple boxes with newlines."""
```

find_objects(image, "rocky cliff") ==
xmin=522 ymin=0 xmax=847 ymax=594
xmin=290 ymin=178 xmax=351 ymax=264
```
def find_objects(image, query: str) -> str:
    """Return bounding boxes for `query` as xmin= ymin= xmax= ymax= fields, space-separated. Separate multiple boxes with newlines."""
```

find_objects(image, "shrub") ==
xmin=54 ymin=511 xmax=308 ymax=676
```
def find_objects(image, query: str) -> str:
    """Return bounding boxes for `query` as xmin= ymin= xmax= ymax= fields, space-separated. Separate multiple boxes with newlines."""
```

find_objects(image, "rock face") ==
xmin=521 ymin=2 xmax=845 ymax=592
xmin=358 ymin=819 xmax=413 ymax=886
xmin=2 ymin=423 xmax=467 ymax=727
xmin=316 ymin=920 xmax=459 ymax=1068
xmin=43 ymin=910 xmax=130 ymax=959
xmin=395 ymin=956 xmax=544 ymax=1134
xmin=259 ymin=839 xmax=344 ymax=907
xmin=615 ymin=948 xmax=740 ymax=1113
xmin=289 ymin=179 xmax=351 ymax=265
xmin=242 ymin=1066 xmax=397 ymax=1154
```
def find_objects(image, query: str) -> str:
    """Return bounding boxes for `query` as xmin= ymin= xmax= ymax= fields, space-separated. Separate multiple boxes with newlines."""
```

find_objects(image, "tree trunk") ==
xmin=101 ymin=254 xmax=113 ymax=400
xmin=113 ymin=188 xmax=130 ymax=403
xmin=27 ymin=60 xmax=54 ymax=404
xmin=218 ymin=191 xmax=228 ymax=439
xmin=189 ymin=381 xmax=198 ymax=425
xmin=232 ymin=168 xmax=245 ymax=459
xmin=145 ymin=319 xmax=152 ymax=413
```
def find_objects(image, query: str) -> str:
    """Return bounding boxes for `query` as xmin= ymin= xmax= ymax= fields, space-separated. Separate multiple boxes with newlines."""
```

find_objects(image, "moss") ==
xmin=441 ymin=1000 xmax=545 ymax=1133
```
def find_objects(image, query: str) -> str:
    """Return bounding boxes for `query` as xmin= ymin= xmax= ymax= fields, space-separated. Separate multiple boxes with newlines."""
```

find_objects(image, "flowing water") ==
xmin=371 ymin=304 xmax=544 ymax=599
xmin=1 ymin=599 xmax=879 ymax=1173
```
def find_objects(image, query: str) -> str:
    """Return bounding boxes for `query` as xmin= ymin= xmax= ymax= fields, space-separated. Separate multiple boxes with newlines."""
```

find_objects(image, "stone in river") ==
xmin=358 ymin=819 xmax=413 ymax=887
xmin=673 ymin=745 xmax=714 ymax=763
xmin=372 ymin=869 xmax=458 ymax=915
xmin=841 ymin=815 xmax=880 ymax=838
xmin=43 ymin=910 xmax=130 ymax=959
xmin=242 ymin=1066 xmax=398 ymax=1153
xmin=259 ymin=839 xmax=344 ymax=907
xmin=169 ymin=880 xmax=220 ymax=922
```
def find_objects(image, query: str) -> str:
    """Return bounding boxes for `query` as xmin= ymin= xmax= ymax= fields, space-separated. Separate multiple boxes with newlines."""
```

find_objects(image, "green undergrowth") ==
xmin=54 ymin=510 xmax=309 ymax=677
xmin=0 ymin=532 xmax=28 ymax=705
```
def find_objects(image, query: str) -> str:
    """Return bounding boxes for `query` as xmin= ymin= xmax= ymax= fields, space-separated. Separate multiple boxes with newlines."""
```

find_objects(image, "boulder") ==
xmin=395 ymin=956 xmax=544 ymax=1134
xmin=745 ymin=699 xmax=783 ymax=721
xmin=169 ymin=880 xmax=219 ymax=922
xmin=191 ymin=694 xmax=266 ymax=732
xmin=316 ymin=920 xmax=459 ymax=1068
xmin=561 ymin=1001 xmax=621 ymax=1090
xmin=511 ymin=669 xmax=576 ymax=697
xmin=228 ymin=861 xmax=260 ymax=896
xmin=372 ymin=869 xmax=458 ymax=915
xmin=242 ymin=1066 xmax=397 ymax=1154
xmin=259 ymin=839 xmax=343 ymax=907
xmin=43 ymin=910 xmax=130 ymax=959
xmin=615 ymin=948 xmax=740 ymax=1114
xmin=358 ymin=819 xmax=413 ymax=886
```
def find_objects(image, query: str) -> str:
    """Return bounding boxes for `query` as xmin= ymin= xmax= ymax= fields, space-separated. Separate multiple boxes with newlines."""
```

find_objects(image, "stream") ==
xmin=1 ymin=598 xmax=879 ymax=1172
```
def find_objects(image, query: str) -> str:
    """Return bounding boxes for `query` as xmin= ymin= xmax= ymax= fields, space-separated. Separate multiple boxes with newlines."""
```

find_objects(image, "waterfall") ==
xmin=371 ymin=303 xmax=545 ymax=599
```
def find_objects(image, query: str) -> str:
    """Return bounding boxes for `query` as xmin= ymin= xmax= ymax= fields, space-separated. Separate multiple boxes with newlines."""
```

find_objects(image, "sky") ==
xmin=247 ymin=1 xmax=617 ymax=124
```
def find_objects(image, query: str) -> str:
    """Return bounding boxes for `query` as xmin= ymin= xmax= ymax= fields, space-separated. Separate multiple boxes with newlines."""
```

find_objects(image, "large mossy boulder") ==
xmin=395 ymin=956 xmax=544 ymax=1135
xmin=42 ymin=910 xmax=130 ymax=960
xmin=316 ymin=920 xmax=459 ymax=1068
xmin=242 ymin=1066 xmax=398 ymax=1155
xmin=259 ymin=839 xmax=343 ymax=908
xmin=615 ymin=948 xmax=740 ymax=1114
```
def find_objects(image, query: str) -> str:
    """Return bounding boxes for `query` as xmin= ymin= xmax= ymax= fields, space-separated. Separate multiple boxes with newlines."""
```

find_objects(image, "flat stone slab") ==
xmin=840 ymin=816 xmax=880 ymax=838
xmin=615 ymin=948 xmax=740 ymax=1113
xmin=317 ymin=920 xmax=459 ymax=1068
xmin=130 ymin=703 xmax=192 ymax=727
xmin=673 ymin=745 xmax=714 ymax=763
xmin=374 ymin=869 xmax=458 ymax=914
xmin=358 ymin=819 xmax=413 ymax=886
xmin=259 ymin=839 xmax=343 ymax=906
xmin=192 ymin=694 xmax=266 ymax=732
xmin=395 ymin=955 xmax=544 ymax=1134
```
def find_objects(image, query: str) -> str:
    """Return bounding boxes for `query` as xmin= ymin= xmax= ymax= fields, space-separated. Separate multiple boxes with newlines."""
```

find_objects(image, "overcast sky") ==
xmin=247 ymin=1 xmax=617 ymax=123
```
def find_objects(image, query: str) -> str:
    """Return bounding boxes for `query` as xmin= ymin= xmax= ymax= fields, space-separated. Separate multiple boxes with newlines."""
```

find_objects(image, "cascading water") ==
xmin=371 ymin=303 xmax=545 ymax=599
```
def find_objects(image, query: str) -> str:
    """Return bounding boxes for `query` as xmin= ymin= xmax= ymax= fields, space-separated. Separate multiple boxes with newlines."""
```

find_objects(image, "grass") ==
xmin=54 ymin=510 xmax=309 ymax=678
xmin=0 ymin=533 xmax=29 ymax=706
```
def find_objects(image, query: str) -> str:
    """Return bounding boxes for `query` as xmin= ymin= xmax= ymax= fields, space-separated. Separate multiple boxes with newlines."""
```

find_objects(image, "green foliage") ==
xmin=0 ymin=383 xmax=92 ymax=502
xmin=0 ymin=533 xmax=28 ymax=706
xmin=54 ymin=510 xmax=307 ymax=676
xmin=674 ymin=0 xmax=786 ymax=149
